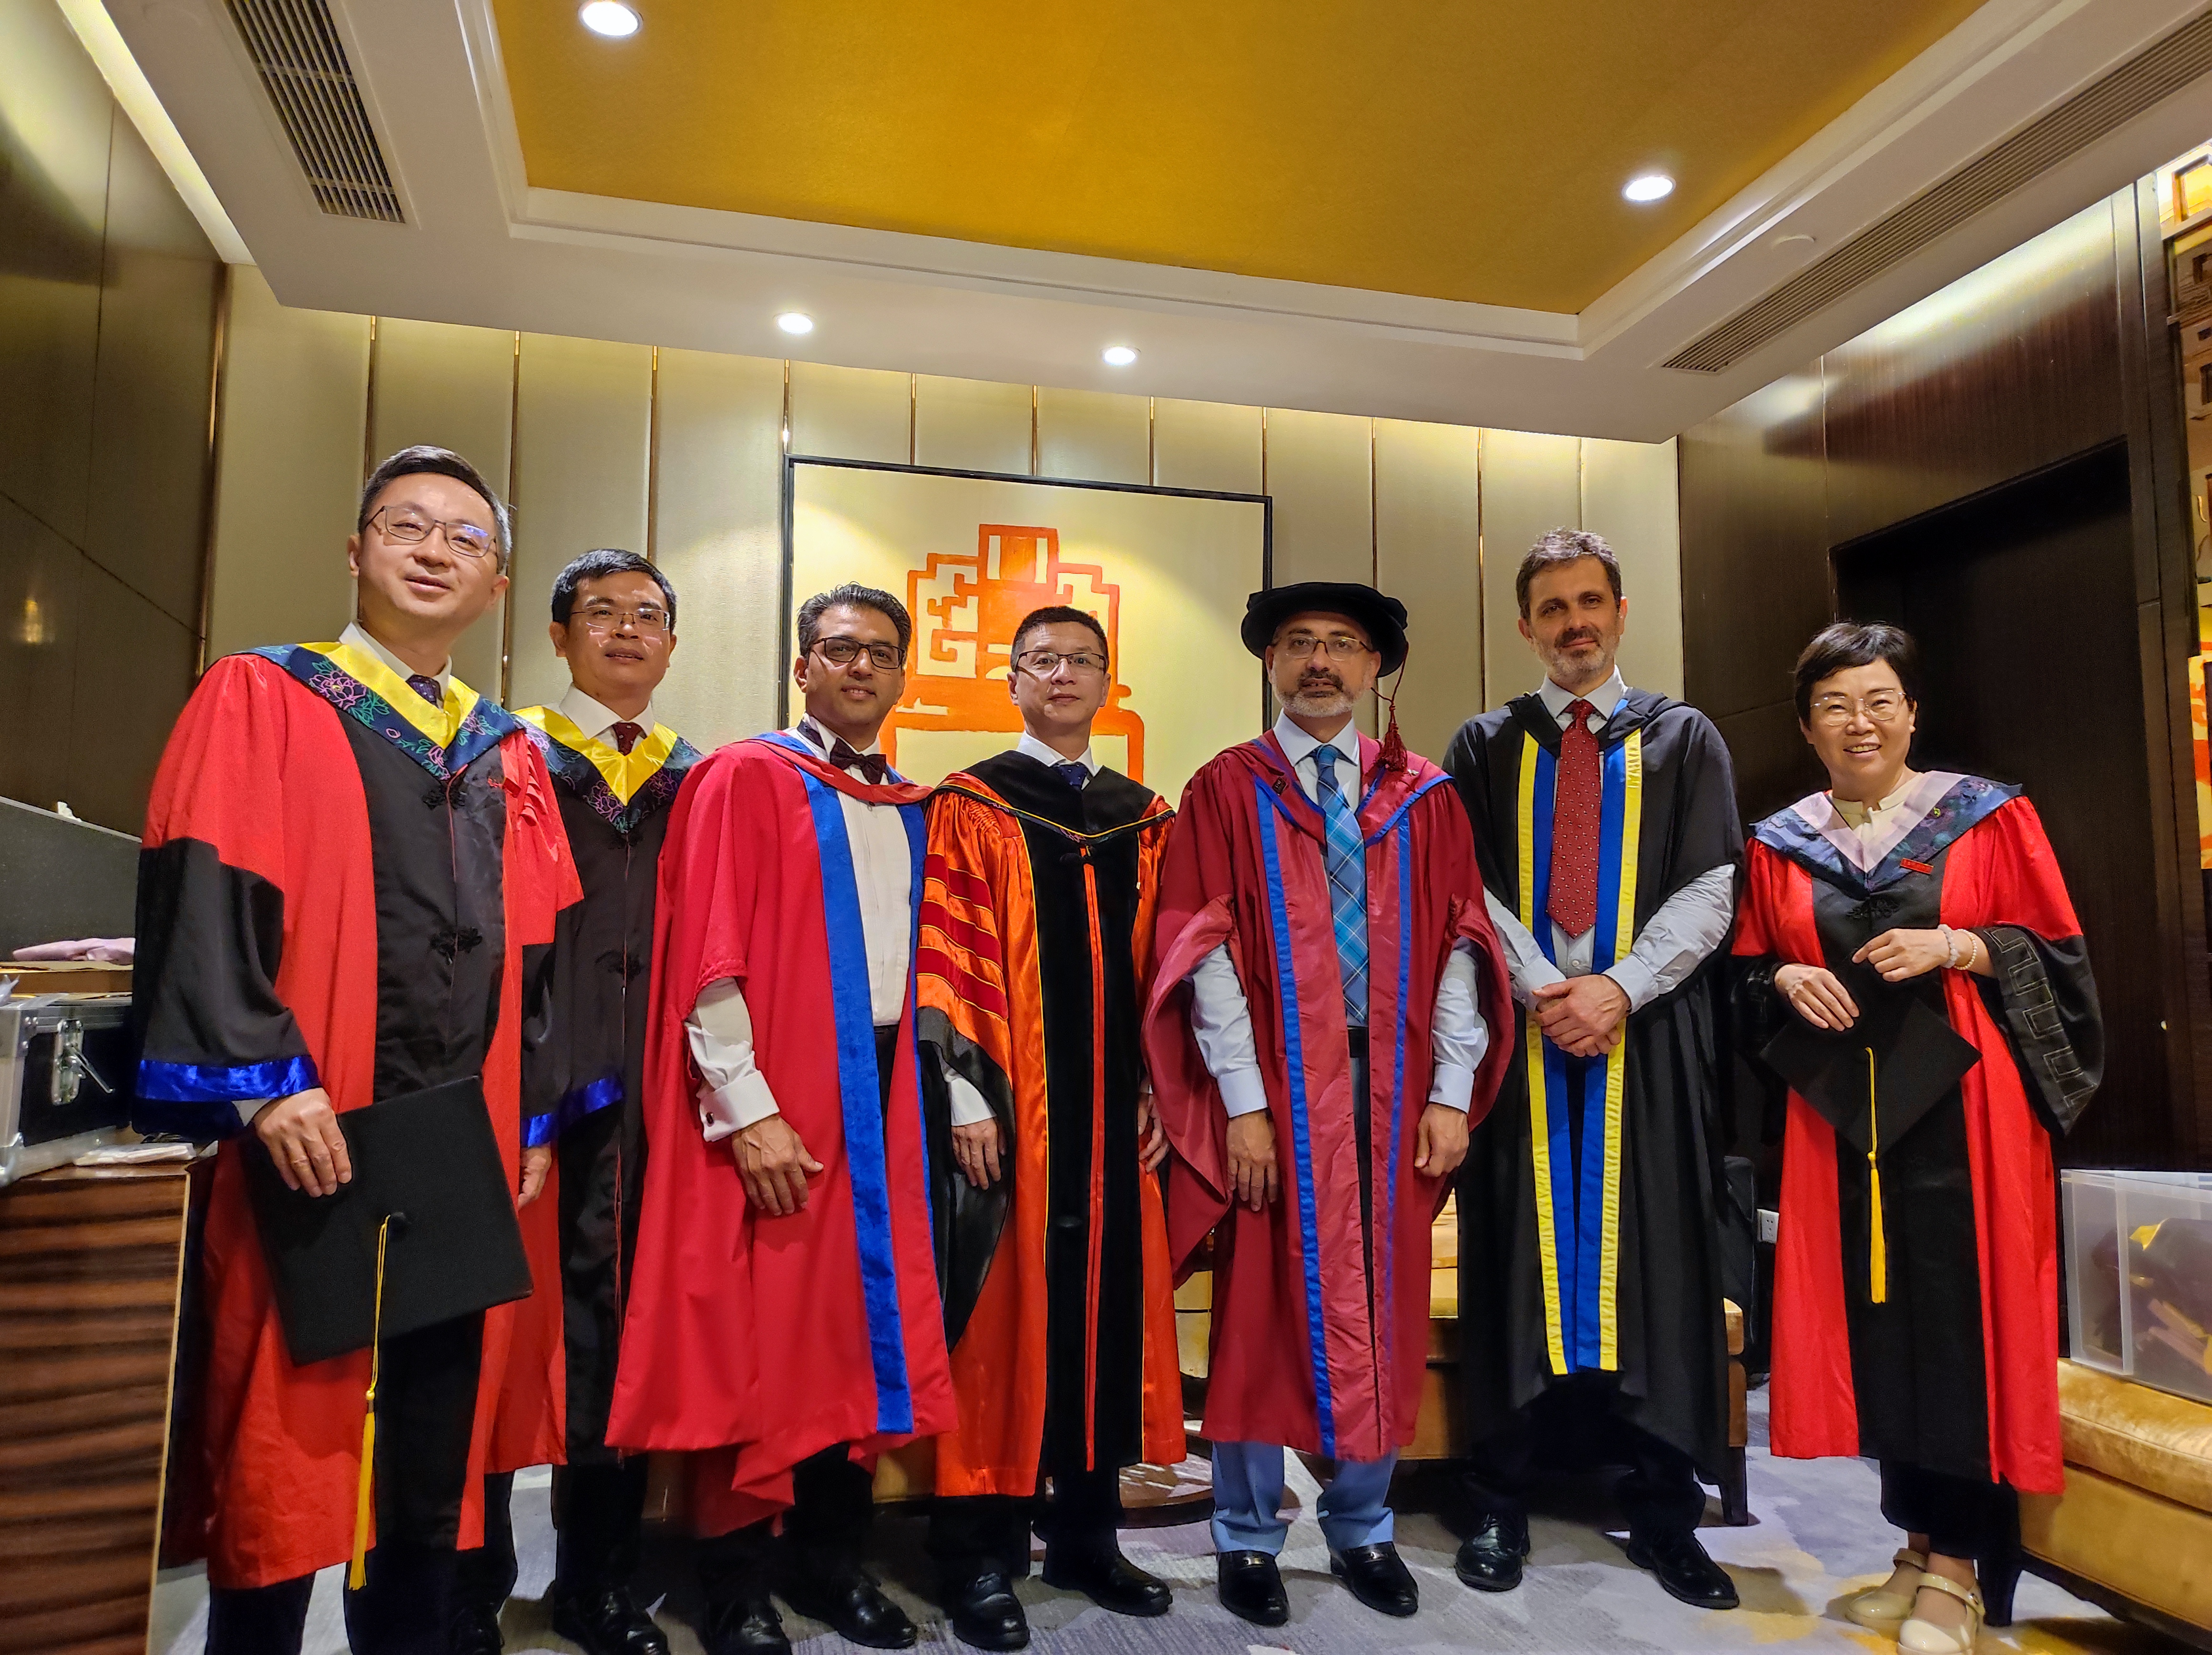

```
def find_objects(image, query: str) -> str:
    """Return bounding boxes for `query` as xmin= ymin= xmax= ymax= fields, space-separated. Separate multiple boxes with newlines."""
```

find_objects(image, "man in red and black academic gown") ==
xmin=1144 ymin=581 xmax=1512 ymax=1627
xmin=916 ymin=605 xmax=1185 ymax=1652
xmin=1444 ymin=531 xmax=1743 ymax=1611
xmin=452 ymin=550 xmax=700 ymax=1655
xmin=607 ymin=584 xmax=954 ymax=1655
xmin=131 ymin=446 xmax=575 ymax=1655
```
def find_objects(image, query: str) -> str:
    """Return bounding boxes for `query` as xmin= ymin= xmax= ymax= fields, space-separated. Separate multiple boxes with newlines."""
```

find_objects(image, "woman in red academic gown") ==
xmin=1733 ymin=623 xmax=2100 ymax=1655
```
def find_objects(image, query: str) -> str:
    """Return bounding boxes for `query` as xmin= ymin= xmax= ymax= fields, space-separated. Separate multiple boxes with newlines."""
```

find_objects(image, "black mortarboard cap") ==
xmin=1241 ymin=582 xmax=1410 ymax=676
xmin=244 ymin=1076 xmax=534 ymax=1365
xmin=1761 ymin=988 xmax=1981 ymax=1155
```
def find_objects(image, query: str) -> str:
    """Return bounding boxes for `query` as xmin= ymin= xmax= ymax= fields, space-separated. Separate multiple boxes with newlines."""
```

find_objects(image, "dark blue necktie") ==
xmin=1054 ymin=761 xmax=1088 ymax=790
xmin=406 ymin=674 xmax=442 ymax=708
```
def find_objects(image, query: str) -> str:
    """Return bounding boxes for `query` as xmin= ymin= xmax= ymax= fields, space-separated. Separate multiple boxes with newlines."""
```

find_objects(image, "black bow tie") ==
xmin=830 ymin=737 xmax=889 ymax=785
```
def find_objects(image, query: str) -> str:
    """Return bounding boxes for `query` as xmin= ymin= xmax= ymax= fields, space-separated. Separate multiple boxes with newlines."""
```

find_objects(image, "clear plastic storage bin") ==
xmin=2064 ymin=1169 xmax=2212 ymax=1405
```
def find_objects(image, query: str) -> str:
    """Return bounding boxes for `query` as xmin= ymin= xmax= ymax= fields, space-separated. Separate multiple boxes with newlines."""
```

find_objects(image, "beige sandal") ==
xmin=1843 ymin=1548 xmax=1927 ymax=1627
xmin=1899 ymin=1569 xmax=1985 ymax=1653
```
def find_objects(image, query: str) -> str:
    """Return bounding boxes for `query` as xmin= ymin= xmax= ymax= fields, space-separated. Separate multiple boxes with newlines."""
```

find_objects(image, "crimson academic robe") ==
xmin=1143 ymin=733 xmax=1512 ymax=1462
xmin=605 ymin=732 xmax=955 ymax=1526
xmin=131 ymin=645 xmax=576 ymax=1589
xmin=916 ymin=753 xmax=1185 ymax=1497
xmin=1735 ymin=780 xmax=2100 ymax=1493
xmin=513 ymin=706 xmax=702 ymax=1460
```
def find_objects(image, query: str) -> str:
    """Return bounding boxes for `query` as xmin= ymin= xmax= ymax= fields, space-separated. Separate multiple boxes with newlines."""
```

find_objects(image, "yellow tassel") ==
xmin=349 ymin=1216 xmax=393 ymax=1590
xmin=1865 ymin=1048 xmax=1886 ymax=1306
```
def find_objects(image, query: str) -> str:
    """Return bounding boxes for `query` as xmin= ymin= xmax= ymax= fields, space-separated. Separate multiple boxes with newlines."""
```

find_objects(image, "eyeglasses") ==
xmin=812 ymin=636 xmax=905 ymax=671
xmin=1016 ymin=648 xmax=1108 ymax=677
xmin=370 ymin=507 xmax=496 ymax=561
xmin=1810 ymin=692 xmax=1910 ymax=727
xmin=1279 ymin=633 xmax=1372 ymax=660
xmin=576 ymin=601 xmax=670 ymax=637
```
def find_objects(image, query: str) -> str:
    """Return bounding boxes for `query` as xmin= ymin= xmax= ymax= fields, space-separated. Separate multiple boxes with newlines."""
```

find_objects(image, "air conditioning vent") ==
xmin=1664 ymin=6 xmax=2212 ymax=373
xmin=225 ymin=0 xmax=403 ymax=223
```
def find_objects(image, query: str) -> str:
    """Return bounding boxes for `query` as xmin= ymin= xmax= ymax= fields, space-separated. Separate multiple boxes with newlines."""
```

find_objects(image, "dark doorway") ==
xmin=1833 ymin=440 xmax=2159 ymax=1166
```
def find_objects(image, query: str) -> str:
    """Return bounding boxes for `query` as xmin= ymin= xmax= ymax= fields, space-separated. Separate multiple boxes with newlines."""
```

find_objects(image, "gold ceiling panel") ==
xmin=491 ymin=0 xmax=1984 ymax=314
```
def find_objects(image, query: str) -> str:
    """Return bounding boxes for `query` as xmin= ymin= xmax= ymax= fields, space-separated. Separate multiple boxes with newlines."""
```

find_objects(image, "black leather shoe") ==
xmin=1454 ymin=1510 xmax=1529 ymax=1592
xmin=703 ymin=1594 xmax=789 ymax=1655
xmin=448 ymin=1604 xmax=503 ymax=1655
xmin=1216 ymin=1550 xmax=1289 ymax=1627
xmin=552 ymin=1584 xmax=671 ymax=1655
xmin=1625 ymin=1533 xmax=1740 ymax=1610
xmin=1330 ymin=1542 xmax=1418 ymax=1618
xmin=1040 ymin=1544 xmax=1171 ymax=1617
xmin=784 ymin=1556 xmax=918 ymax=1650
xmin=945 ymin=1570 xmax=1028 ymax=1651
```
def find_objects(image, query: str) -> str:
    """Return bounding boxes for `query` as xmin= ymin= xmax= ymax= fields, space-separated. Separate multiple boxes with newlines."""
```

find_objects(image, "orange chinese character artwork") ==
xmin=881 ymin=523 xmax=1146 ymax=780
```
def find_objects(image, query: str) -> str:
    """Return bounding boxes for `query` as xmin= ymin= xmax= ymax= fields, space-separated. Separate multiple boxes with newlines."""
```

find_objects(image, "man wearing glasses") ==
xmin=609 ymin=584 xmax=953 ymax=1655
xmin=130 ymin=447 xmax=576 ymax=1653
xmin=914 ymin=606 xmax=1185 ymax=1651
xmin=452 ymin=550 xmax=697 ymax=1655
xmin=1143 ymin=582 xmax=1511 ymax=1625
xmin=1444 ymin=530 xmax=1743 ymax=1612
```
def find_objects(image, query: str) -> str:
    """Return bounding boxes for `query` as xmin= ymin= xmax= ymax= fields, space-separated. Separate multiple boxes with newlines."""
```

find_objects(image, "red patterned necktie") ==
xmin=610 ymin=721 xmax=643 ymax=755
xmin=1547 ymin=698 xmax=1600 ymax=938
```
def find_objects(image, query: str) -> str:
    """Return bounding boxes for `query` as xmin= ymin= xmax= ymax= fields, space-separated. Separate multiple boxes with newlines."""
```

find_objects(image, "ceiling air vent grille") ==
xmin=1663 ymin=6 xmax=2212 ymax=372
xmin=225 ymin=0 xmax=402 ymax=223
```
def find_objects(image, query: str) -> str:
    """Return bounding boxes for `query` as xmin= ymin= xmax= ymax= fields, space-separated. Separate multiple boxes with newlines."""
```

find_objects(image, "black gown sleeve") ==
xmin=1975 ymin=927 xmax=2101 ymax=1134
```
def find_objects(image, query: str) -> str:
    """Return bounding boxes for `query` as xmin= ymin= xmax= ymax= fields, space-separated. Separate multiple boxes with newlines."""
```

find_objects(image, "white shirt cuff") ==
xmin=944 ymin=1065 xmax=995 ymax=1128
xmin=236 ymin=1098 xmax=271 ymax=1127
xmin=1217 ymin=1067 xmax=1271 ymax=1118
xmin=699 ymin=1071 xmax=780 ymax=1140
xmin=1604 ymin=955 xmax=1658 ymax=1014
xmin=1427 ymin=1063 xmax=1475 ymax=1112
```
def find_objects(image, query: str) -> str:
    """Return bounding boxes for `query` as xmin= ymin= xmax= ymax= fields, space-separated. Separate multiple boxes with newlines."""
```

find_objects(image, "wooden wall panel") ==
xmin=1373 ymin=419 xmax=1479 ymax=765
xmin=0 ymin=498 xmax=85 ymax=818
xmin=1036 ymin=388 xmax=1148 ymax=485
xmin=1152 ymin=398 xmax=1261 ymax=496
xmin=912 ymin=375 xmax=1030 ymax=475
xmin=1582 ymin=437 xmax=1684 ymax=702
xmin=789 ymin=362 xmax=908 ymax=464
xmin=1477 ymin=428 xmax=1580 ymax=708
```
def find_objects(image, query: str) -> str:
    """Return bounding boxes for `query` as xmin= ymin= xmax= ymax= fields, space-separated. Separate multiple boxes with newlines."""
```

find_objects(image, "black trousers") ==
xmin=926 ymin=1463 xmax=1123 ymax=1585
xmin=204 ymin=1543 xmax=456 ymax=1655
xmin=695 ymin=1444 xmax=876 ymax=1607
xmin=1464 ymin=1372 xmax=1707 ymax=1543
xmin=1879 ymin=1461 xmax=2016 ymax=1561
xmin=453 ymin=1458 xmax=653 ymax=1609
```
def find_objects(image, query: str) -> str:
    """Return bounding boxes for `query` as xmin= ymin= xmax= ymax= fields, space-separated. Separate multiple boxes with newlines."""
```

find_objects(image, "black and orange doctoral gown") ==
xmin=131 ymin=642 xmax=576 ymax=1589
xmin=605 ymin=733 xmax=955 ymax=1528
xmin=1734 ymin=776 xmax=2100 ymax=1493
xmin=512 ymin=705 xmax=701 ymax=1461
xmin=916 ymin=752 xmax=1184 ymax=1497
xmin=1141 ymin=733 xmax=1512 ymax=1461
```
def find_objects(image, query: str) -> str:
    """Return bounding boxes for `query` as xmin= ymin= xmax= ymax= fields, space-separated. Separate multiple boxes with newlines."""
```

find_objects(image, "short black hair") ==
xmin=798 ymin=583 xmax=911 ymax=659
xmin=1516 ymin=528 xmax=1623 ymax=618
xmin=1792 ymin=621 xmax=1921 ymax=724
xmin=358 ymin=445 xmax=512 ymax=571
xmin=551 ymin=549 xmax=676 ymax=628
xmin=1010 ymin=604 xmax=1108 ymax=664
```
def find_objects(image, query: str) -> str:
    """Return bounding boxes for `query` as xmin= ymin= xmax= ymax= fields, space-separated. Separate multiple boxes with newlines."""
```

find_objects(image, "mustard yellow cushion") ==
xmin=2022 ymin=1465 xmax=2212 ymax=1631
xmin=2058 ymin=1358 xmax=2212 ymax=1515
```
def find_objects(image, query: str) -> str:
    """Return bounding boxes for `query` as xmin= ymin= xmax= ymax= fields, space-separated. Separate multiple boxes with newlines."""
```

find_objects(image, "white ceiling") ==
xmin=96 ymin=0 xmax=2212 ymax=440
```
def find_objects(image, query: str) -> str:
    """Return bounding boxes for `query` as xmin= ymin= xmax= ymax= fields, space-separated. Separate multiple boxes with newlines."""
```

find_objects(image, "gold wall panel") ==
xmin=1151 ymin=398 xmax=1260 ymax=496
xmin=789 ymin=361 xmax=909 ymax=464
xmin=1036 ymin=388 xmax=1148 ymax=486
xmin=205 ymin=267 xmax=369 ymax=662
xmin=1374 ymin=419 xmax=1480 ymax=766
xmin=508 ymin=333 xmax=652 ymax=709
xmin=652 ymin=347 xmax=784 ymax=748
xmin=1260 ymin=409 xmax=1371 ymax=591
xmin=912 ymin=374 xmax=1030 ymax=475
xmin=66 ymin=560 xmax=195 ymax=834
xmin=1582 ymin=437 xmax=1684 ymax=701
xmin=0 ymin=497 xmax=83 ymax=817
xmin=1476 ymin=427 xmax=1581 ymax=708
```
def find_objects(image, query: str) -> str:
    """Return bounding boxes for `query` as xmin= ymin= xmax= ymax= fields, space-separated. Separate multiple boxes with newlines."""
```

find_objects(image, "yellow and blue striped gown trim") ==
xmin=1516 ymin=725 xmax=1642 ymax=1375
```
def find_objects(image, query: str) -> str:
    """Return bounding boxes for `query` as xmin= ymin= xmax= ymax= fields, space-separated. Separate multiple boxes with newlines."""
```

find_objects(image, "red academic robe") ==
xmin=133 ymin=651 xmax=575 ymax=1588
xmin=1735 ymin=784 xmax=2100 ymax=1494
xmin=605 ymin=734 xmax=956 ymax=1529
xmin=1143 ymin=733 xmax=1512 ymax=1462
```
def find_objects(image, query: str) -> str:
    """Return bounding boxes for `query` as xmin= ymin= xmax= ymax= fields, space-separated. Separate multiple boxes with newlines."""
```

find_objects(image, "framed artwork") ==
xmin=782 ymin=456 xmax=1271 ymax=803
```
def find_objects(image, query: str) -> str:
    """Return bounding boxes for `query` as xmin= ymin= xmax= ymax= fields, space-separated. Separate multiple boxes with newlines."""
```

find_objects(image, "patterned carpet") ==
xmin=150 ymin=1389 xmax=2184 ymax=1654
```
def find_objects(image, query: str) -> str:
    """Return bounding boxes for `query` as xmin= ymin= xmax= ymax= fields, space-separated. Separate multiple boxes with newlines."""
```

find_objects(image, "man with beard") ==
xmin=1444 ymin=530 xmax=1742 ymax=1610
xmin=1145 ymin=582 xmax=1511 ymax=1626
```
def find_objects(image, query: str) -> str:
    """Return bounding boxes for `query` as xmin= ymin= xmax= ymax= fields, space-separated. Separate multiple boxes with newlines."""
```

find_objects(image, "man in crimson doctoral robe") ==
xmin=607 ymin=584 xmax=954 ymax=1655
xmin=131 ymin=446 xmax=575 ymax=1655
xmin=1144 ymin=581 xmax=1512 ymax=1627
xmin=916 ymin=605 xmax=1185 ymax=1652
xmin=454 ymin=549 xmax=699 ymax=1655
xmin=1444 ymin=530 xmax=1743 ymax=1612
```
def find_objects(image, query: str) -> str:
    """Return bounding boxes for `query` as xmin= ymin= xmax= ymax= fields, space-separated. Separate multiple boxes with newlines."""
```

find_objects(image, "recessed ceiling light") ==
xmin=1623 ymin=173 xmax=1674 ymax=204
xmin=777 ymin=312 xmax=814 ymax=335
xmin=579 ymin=2 xmax=640 ymax=38
xmin=1102 ymin=345 xmax=1138 ymax=367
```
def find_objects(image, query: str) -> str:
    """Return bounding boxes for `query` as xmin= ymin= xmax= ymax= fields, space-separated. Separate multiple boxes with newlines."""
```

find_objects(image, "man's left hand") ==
xmin=518 ymin=1144 xmax=552 ymax=1207
xmin=1534 ymin=974 xmax=1630 ymax=1058
xmin=1413 ymin=1103 xmax=1470 ymax=1180
xmin=1137 ymin=1085 xmax=1169 ymax=1173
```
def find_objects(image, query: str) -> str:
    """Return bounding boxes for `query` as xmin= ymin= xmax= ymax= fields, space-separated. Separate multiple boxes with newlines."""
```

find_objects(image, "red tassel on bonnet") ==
xmin=1378 ymin=667 xmax=1408 ymax=773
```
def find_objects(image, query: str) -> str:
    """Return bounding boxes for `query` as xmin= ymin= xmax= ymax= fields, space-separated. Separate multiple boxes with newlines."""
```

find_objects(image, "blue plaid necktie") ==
xmin=1054 ymin=761 xmax=1088 ymax=790
xmin=1312 ymin=744 xmax=1368 ymax=1029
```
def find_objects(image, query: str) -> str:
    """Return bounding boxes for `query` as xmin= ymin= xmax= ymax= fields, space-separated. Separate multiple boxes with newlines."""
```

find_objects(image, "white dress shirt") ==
xmin=1802 ymin=769 xmax=1959 ymax=872
xmin=686 ymin=718 xmax=914 ymax=1139
xmin=339 ymin=621 xmax=450 ymax=697
xmin=555 ymin=684 xmax=655 ymax=745
xmin=1188 ymin=713 xmax=1490 ymax=1119
xmin=1483 ymin=669 xmax=1737 ymax=1010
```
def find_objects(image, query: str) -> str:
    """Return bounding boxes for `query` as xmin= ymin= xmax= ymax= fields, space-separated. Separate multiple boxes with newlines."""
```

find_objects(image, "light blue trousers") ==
xmin=1208 ymin=1441 xmax=1398 ymax=1555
